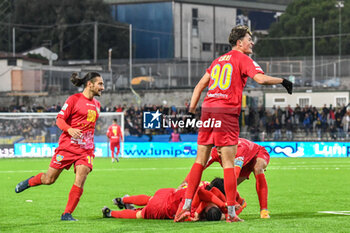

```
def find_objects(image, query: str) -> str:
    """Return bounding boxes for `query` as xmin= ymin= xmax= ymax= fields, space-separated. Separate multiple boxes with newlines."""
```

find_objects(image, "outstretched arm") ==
xmin=253 ymin=73 xmax=293 ymax=94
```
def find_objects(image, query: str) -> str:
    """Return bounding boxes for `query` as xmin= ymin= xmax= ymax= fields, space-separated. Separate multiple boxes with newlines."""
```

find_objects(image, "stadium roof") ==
xmin=104 ymin=0 xmax=294 ymax=12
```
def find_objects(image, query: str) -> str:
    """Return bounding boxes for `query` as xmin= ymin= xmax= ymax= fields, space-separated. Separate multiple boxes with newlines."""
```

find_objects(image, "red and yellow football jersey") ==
xmin=56 ymin=93 xmax=101 ymax=154
xmin=209 ymin=138 xmax=263 ymax=167
xmin=203 ymin=50 xmax=264 ymax=114
xmin=107 ymin=124 xmax=123 ymax=142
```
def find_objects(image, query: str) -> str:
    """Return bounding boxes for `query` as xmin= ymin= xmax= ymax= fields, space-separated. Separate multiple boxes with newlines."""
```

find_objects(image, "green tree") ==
xmin=1 ymin=0 xmax=129 ymax=60
xmin=254 ymin=0 xmax=350 ymax=57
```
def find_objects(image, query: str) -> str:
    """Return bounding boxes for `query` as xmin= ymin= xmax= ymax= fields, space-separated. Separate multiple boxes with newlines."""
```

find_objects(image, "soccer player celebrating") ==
xmin=175 ymin=25 xmax=292 ymax=223
xmin=206 ymin=138 xmax=271 ymax=218
xmin=15 ymin=72 xmax=104 ymax=221
xmin=106 ymin=118 xmax=123 ymax=162
xmin=102 ymin=179 xmax=227 ymax=221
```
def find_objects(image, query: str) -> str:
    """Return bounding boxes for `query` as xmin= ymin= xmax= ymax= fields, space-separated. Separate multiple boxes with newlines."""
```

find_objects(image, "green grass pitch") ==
xmin=1 ymin=157 xmax=350 ymax=233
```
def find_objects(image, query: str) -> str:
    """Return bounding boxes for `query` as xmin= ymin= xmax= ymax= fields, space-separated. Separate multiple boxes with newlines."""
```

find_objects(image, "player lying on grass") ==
xmin=206 ymin=137 xmax=271 ymax=218
xmin=102 ymin=178 xmax=236 ymax=221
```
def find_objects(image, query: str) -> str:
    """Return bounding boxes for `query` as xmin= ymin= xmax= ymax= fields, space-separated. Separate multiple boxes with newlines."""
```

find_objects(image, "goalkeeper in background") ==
xmin=106 ymin=118 xmax=123 ymax=162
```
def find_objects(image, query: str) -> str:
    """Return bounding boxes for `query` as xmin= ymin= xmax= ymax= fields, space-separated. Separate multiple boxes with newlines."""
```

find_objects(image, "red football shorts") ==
xmin=257 ymin=147 xmax=270 ymax=165
xmin=110 ymin=141 xmax=120 ymax=151
xmin=141 ymin=188 xmax=174 ymax=219
xmin=239 ymin=158 xmax=255 ymax=178
xmin=49 ymin=149 xmax=94 ymax=172
xmin=239 ymin=147 xmax=270 ymax=178
xmin=197 ymin=112 xmax=239 ymax=146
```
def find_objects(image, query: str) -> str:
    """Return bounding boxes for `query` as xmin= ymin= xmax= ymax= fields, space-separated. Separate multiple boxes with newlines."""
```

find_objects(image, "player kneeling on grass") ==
xmin=102 ymin=178 xmax=230 ymax=221
xmin=14 ymin=72 xmax=104 ymax=221
xmin=205 ymin=138 xmax=271 ymax=219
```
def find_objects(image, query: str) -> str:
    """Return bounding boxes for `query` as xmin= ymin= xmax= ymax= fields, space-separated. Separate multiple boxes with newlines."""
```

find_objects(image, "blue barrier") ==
xmin=95 ymin=134 xmax=198 ymax=142
xmin=257 ymin=141 xmax=350 ymax=158
xmin=10 ymin=141 xmax=350 ymax=158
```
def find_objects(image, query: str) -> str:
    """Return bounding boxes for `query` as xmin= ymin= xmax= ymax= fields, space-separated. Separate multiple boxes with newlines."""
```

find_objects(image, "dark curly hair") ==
xmin=206 ymin=206 xmax=222 ymax=221
xmin=70 ymin=72 xmax=101 ymax=87
xmin=206 ymin=177 xmax=225 ymax=195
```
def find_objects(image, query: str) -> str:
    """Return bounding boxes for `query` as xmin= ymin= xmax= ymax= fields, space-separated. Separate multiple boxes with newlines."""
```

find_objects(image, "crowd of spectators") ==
xmin=1 ymin=101 xmax=350 ymax=142
xmin=244 ymin=103 xmax=350 ymax=141
xmin=0 ymin=103 xmax=62 ymax=113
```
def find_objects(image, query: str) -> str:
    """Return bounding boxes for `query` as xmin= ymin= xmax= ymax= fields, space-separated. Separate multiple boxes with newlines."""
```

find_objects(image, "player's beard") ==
xmin=91 ymin=86 xmax=102 ymax=97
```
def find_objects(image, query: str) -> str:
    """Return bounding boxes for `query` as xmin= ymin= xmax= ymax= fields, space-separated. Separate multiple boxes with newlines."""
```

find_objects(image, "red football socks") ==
xmin=28 ymin=173 xmax=43 ymax=187
xmin=184 ymin=163 xmax=204 ymax=199
xmin=64 ymin=184 xmax=83 ymax=214
xmin=255 ymin=173 xmax=268 ymax=210
xmin=111 ymin=209 xmax=137 ymax=219
xmin=123 ymin=195 xmax=151 ymax=206
xmin=236 ymin=191 xmax=244 ymax=205
xmin=234 ymin=166 xmax=241 ymax=178
xmin=224 ymin=168 xmax=237 ymax=206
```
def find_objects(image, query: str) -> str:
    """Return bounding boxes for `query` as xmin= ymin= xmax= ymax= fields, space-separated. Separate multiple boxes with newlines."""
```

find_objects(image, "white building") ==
xmin=0 ymin=52 xmax=46 ymax=92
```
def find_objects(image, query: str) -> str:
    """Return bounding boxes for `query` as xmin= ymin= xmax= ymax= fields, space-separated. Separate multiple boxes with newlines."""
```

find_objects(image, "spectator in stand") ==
xmin=258 ymin=106 xmax=267 ymax=128
xmin=342 ymin=109 xmax=350 ymax=139
xmin=330 ymin=124 xmax=337 ymax=140
xmin=47 ymin=121 xmax=60 ymax=142
xmin=311 ymin=107 xmax=320 ymax=134
xmin=273 ymin=118 xmax=282 ymax=140
xmin=294 ymin=104 xmax=301 ymax=127
xmin=320 ymin=112 xmax=328 ymax=139
xmin=328 ymin=106 xmax=335 ymax=126
xmin=315 ymin=116 xmax=322 ymax=139
xmin=116 ymin=105 xmax=123 ymax=112
xmin=322 ymin=104 xmax=329 ymax=117
xmin=303 ymin=113 xmax=311 ymax=136
xmin=285 ymin=118 xmax=293 ymax=141
xmin=169 ymin=129 xmax=181 ymax=142
xmin=335 ymin=108 xmax=344 ymax=139
xmin=286 ymin=105 xmax=294 ymax=122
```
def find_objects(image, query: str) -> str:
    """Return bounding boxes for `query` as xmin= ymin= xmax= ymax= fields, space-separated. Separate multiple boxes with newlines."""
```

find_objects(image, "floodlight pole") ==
xmin=129 ymin=24 xmax=132 ymax=87
xmin=12 ymin=27 xmax=15 ymax=56
xmin=94 ymin=22 xmax=98 ymax=63
xmin=335 ymin=1 xmax=344 ymax=77
xmin=312 ymin=17 xmax=315 ymax=87
xmin=108 ymin=48 xmax=112 ymax=72
xmin=187 ymin=22 xmax=191 ymax=87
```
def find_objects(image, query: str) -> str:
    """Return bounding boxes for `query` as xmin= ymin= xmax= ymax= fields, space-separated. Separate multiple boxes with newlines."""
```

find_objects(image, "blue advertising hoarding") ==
xmin=8 ymin=141 xmax=350 ymax=158
xmin=257 ymin=142 xmax=350 ymax=158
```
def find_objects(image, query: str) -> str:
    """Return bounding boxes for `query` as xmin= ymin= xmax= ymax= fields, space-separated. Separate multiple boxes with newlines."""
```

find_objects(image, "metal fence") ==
xmin=4 ymin=55 xmax=350 ymax=93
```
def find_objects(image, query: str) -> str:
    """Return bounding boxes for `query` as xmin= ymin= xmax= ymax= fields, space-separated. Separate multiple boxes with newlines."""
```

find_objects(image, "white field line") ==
xmin=2 ymin=165 xmax=350 ymax=173
xmin=272 ymin=161 xmax=350 ymax=165
xmin=318 ymin=211 xmax=350 ymax=216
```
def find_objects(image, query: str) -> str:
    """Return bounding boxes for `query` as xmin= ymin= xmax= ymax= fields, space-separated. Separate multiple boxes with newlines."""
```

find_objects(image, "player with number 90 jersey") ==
xmin=203 ymin=50 xmax=264 ymax=115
